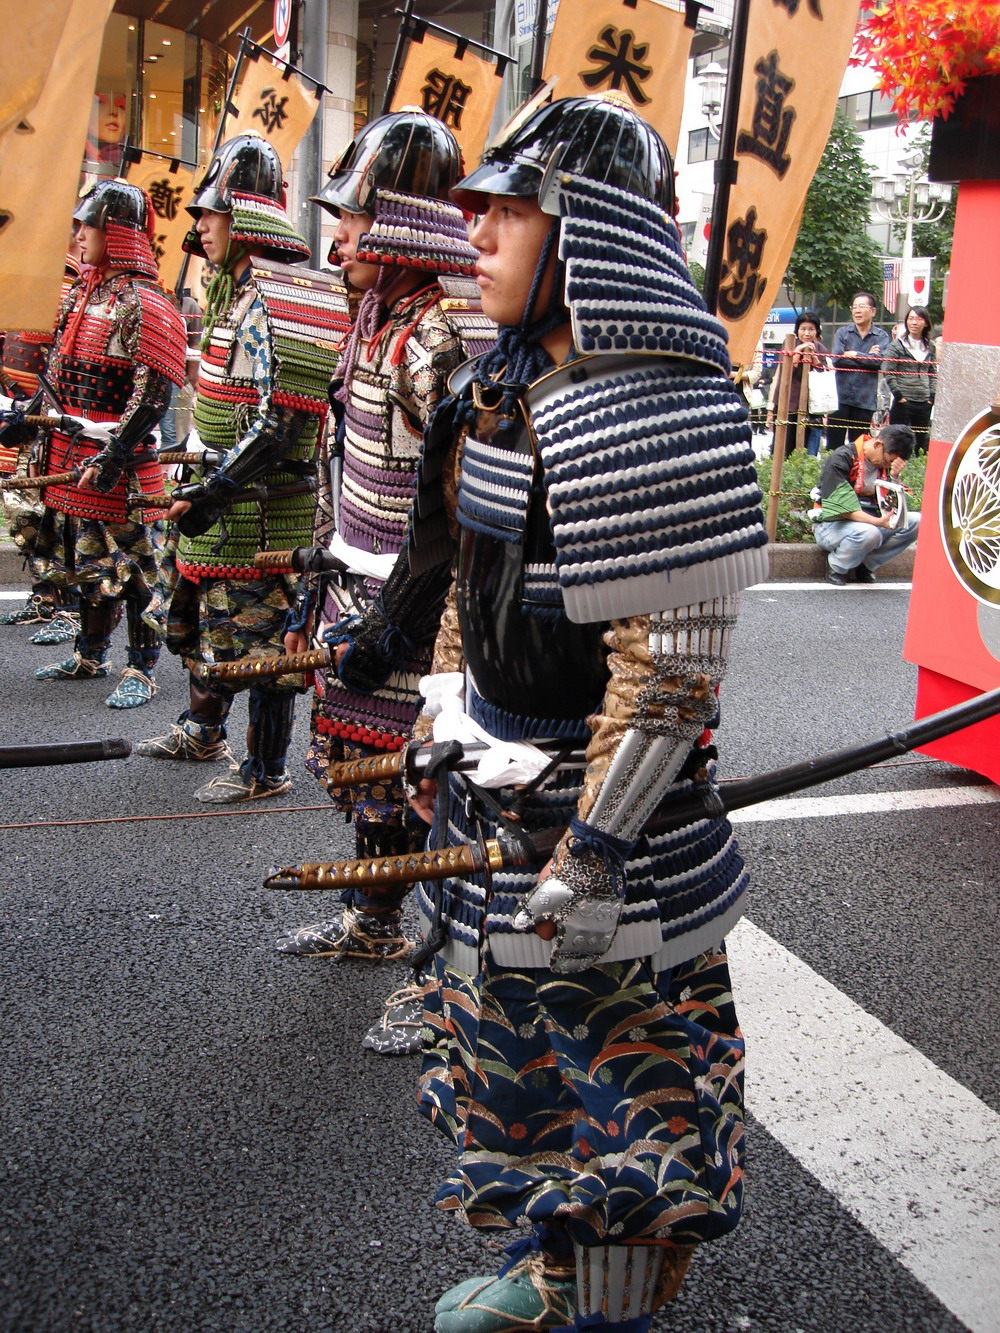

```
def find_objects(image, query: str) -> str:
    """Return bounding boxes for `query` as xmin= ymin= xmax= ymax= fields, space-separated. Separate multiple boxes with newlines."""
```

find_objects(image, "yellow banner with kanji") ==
xmin=125 ymin=157 xmax=196 ymax=293
xmin=0 ymin=0 xmax=115 ymax=332
xmin=0 ymin=0 xmax=72 ymax=142
xmin=717 ymin=0 xmax=861 ymax=367
xmin=390 ymin=30 xmax=504 ymax=167
xmin=226 ymin=54 xmax=319 ymax=171
xmin=542 ymin=0 xmax=693 ymax=155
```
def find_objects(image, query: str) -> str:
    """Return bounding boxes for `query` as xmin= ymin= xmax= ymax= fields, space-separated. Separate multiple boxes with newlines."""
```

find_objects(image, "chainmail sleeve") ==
xmin=517 ymin=595 xmax=741 ymax=972
xmin=561 ymin=596 xmax=739 ymax=847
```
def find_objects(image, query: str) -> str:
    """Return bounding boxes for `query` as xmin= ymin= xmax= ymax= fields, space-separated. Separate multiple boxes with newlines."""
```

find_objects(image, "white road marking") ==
xmin=746 ymin=581 xmax=911 ymax=590
xmin=729 ymin=918 xmax=1000 ymax=1333
xmin=729 ymin=785 xmax=1000 ymax=824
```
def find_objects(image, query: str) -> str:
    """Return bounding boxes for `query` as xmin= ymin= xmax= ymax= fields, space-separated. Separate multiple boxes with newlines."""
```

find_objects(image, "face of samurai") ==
xmin=331 ymin=209 xmax=379 ymax=293
xmin=194 ymin=208 xmax=233 ymax=266
xmin=75 ymin=223 xmax=107 ymax=268
xmin=469 ymin=193 xmax=560 ymax=329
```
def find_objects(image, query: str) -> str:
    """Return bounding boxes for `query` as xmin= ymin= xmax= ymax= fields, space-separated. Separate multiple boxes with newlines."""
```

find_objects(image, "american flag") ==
xmin=883 ymin=259 xmax=901 ymax=311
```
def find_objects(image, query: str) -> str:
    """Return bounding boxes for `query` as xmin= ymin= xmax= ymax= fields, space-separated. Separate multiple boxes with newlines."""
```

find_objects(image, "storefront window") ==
xmin=83 ymin=12 xmax=232 ymax=176
xmin=140 ymin=23 xmax=201 ymax=161
xmin=85 ymin=14 xmax=139 ymax=175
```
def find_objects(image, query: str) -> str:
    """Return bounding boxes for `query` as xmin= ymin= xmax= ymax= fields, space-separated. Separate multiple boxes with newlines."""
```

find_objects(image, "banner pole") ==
xmin=529 ymin=0 xmax=549 ymax=91
xmin=174 ymin=27 xmax=252 ymax=296
xmin=382 ymin=0 xmax=415 ymax=114
xmin=702 ymin=0 xmax=750 ymax=315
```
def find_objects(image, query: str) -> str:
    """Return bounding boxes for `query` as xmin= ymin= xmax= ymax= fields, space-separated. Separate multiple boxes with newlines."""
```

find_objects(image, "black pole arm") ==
xmin=670 ymin=685 xmax=1000 ymax=829
xmin=0 ymin=739 xmax=132 ymax=770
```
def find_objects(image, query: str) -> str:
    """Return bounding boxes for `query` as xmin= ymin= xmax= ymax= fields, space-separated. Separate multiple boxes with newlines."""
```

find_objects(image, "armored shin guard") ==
xmin=571 ymin=1243 xmax=693 ymax=1330
xmin=124 ymin=592 xmax=160 ymax=672
xmin=246 ymin=688 xmax=295 ymax=780
xmin=78 ymin=600 xmax=118 ymax=662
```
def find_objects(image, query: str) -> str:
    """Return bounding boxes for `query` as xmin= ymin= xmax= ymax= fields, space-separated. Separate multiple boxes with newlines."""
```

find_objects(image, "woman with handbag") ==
xmin=885 ymin=306 xmax=936 ymax=453
xmin=766 ymin=309 xmax=832 ymax=455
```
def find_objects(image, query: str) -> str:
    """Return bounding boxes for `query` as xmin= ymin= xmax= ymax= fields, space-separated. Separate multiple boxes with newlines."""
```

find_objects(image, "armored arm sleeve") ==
xmin=515 ymin=596 xmax=740 ymax=972
xmin=85 ymin=364 xmax=174 ymax=493
xmin=324 ymin=547 xmax=454 ymax=694
xmin=410 ymin=577 xmax=463 ymax=745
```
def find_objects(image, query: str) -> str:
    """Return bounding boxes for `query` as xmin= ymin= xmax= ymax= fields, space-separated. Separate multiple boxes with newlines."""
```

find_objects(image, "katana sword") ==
xmin=0 ymin=737 xmax=131 ymax=769
xmin=264 ymin=825 xmax=563 ymax=891
xmin=0 ymin=392 xmax=111 ymax=438
xmin=125 ymin=492 xmax=173 ymax=508
xmin=205 ymin=647 xmax=333 ymax=682
xmin=323 ymin=740 xmax=588 ymax=790
xmin=158 ymin=449 xmax=224 ymax=467
xmin=4 ymin=469 xmax=82 ymax=489
xmin=253 ymin=546 xmax=348 ymax=574
xmin=6 ymin=453 xmax=161 ymax=493
xmin=263 ymin=684 xmax=1000 ymax=890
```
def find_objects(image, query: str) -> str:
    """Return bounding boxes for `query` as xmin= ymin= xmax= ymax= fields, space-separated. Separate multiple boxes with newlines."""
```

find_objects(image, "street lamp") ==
xmin=697 ymin=61 xmax=726 ymax=140
xmin=871 ymin=149 xmax=951 ymax=318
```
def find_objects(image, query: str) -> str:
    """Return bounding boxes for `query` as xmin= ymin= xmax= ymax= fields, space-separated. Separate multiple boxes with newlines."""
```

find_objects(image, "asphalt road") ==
xmin=0 ymin=578 xmax=997 ymax=1333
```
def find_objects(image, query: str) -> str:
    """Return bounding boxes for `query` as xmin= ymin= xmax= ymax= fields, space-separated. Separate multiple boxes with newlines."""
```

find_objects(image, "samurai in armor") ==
xmin=397 ymin=95 xmax=769 ymax=1330
xmin=274 ymin=111 xmax=491 ymax=975
xmin=0 ymin=247 xmax=83 ymax=644
xmin=138 ymin=132 xmax=343 ymax=803
xmin=28 ymin=183 xmax=187 ymax=707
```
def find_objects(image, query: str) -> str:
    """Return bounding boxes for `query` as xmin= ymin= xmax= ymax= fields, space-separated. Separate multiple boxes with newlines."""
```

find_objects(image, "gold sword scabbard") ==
xmin=264 ymin=840 xmax=504 ymax=890
xmin=205 ymin=647 xmax=332 ymax=682
xmin=325 ymin=751 xmax=404 ymax=787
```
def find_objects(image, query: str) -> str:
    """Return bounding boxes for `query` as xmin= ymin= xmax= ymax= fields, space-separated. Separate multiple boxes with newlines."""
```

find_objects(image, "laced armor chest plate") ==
xmin=44 ymin=277 xmax=183 ymax=522
xmin=180 ymin=262 xmax=347 ymax=576
xmin=1 ymin=332 xmax=51 ymax=473
xmin=338 ymin=290 xmax=458 ymax=557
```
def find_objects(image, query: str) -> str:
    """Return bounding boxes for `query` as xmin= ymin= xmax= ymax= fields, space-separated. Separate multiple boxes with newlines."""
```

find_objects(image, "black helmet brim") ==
xmin=450 ymin=156 xmax=544 ymax=213
xmin=309 ymin=169 xmax=367 ymax=218
xmin=186 ymin=186 xmax=233 ymax=218
xmin=73 ymin=193 xmax=109 ymax=228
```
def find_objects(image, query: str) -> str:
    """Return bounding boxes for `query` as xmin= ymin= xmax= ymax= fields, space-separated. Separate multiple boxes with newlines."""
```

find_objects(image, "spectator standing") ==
xmin=828 ymin=291 xmax=890 ymax=450
xmin=765 ymin=309 xmax=831 ymax=455
xmin=884 ymin=305 xmax=936 ymax=452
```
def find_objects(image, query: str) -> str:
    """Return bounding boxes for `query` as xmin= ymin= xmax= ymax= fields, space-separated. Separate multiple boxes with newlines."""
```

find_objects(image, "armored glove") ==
xmin=514 ymin=826 xmax=635 ymax=974
xmin=172 ymin=473 xmax=241 ymax=538
xmin=79 ymin=429 xmax=128 ymax=492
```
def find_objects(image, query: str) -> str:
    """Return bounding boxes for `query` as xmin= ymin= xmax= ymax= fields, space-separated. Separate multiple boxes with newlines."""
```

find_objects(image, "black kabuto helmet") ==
xmin=452 ymin=91 xmax=675 ymax=215
xmin=73 ymin=179 xmax=159 ymax=276
xmin=73 ymin=178 xmax=150 ymax=231
xmin=183 ymin=132 xmax=309 ymax=263
xmin=312 ymin=110 xmax=463 ymax=217
xmin=187 ymin=132 xmax=283 ymax=215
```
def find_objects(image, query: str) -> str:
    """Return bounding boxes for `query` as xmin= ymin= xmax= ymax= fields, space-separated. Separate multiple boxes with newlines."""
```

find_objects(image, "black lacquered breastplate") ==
xmin=455 ymin=416 xmax=607 ymax=720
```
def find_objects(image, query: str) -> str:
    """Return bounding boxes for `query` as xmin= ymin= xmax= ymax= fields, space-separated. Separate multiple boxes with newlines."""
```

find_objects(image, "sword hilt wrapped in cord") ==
xmin=323 ymin=740 xmax=588 ymax=790
xmin=253 ymin=546 xmax=349 ymax=575
xmin=3 ymin=469 xmax=81 ymax=490
xmin=157 ymin=449 xmax=225 ymax=467
xmin=265 ymin=826 xmax=563 ymax=890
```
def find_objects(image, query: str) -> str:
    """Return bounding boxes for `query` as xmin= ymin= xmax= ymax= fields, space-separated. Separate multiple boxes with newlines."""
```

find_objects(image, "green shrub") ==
xmin=755 ymin=447 xmax=926 ymax=543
